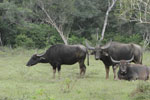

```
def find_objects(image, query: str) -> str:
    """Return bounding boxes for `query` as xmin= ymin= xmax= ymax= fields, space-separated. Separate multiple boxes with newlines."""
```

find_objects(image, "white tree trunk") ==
xmin=39 ymin=1 xmax=68 ymax=45
xmin=143 ymin=27 xmax=150 ymax=52
xmin=100 ymin=0 xmax=117 ymax=41
xmin=119 ymin=0 xmax=150 ymax=24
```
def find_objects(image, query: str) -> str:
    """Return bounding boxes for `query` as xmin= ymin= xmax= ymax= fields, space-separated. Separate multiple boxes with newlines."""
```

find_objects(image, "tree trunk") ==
xmin=39 ymin=1 xmax=68 ymax=45
xmin=59 ymin=31 xmax=68 ymax=45
xmin=96 ymin=28 xmax=99 ymax=40
xmin=143 ymin=26 xmax=150 ymax=51
xmin=0 ymin=32 xmax=3 ymax=46
xmin=100 ymin=0 xmax=117 ymax=41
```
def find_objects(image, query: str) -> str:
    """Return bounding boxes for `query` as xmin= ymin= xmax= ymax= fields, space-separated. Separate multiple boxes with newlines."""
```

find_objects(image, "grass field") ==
xmin=0 ymin=48 xmax=150 ymax=100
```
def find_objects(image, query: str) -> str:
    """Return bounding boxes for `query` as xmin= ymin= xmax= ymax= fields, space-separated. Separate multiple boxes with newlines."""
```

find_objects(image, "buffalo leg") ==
xmin=82 ymin=65 xmax=86 ymax=76
xmin=105 ymin=66 xmax=110 ymax=79
xmin=112 ymin=66 xmax=117 ymax=80
xmin=53 ymin=67 xmax=56 ymax=79
xmin=79 ymin=60 xmax=86 ymax=76
xmin=57 ymin=65 xmax=61 ymax=79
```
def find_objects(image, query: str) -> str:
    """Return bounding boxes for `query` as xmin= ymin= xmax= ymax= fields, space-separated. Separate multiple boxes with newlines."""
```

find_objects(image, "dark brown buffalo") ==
xmin=86 ymin=41 xmax=143 ymax=80
xmin=111 ymin=56 xmax=150 ymax=81
xmin=26 ymin=44 xmax=89 ymax=78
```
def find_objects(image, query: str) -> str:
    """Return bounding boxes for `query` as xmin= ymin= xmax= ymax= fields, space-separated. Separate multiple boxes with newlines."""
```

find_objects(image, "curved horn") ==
xmin=110 ymin=56 xmax=120 ymax=63
xmin=126 ymin=55 xmax=134 ymax=63
xmin=85 ymin=40 xmax=95 ymax=50
xmin=101 ymin=41 xmax=112 ymax=50
xmin=36 ymin=52 xmax=46 ymax=57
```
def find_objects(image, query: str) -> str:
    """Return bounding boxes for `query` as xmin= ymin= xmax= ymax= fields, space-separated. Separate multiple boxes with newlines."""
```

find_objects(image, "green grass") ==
xmin=0 ymin=48 xmax=150 ymax=100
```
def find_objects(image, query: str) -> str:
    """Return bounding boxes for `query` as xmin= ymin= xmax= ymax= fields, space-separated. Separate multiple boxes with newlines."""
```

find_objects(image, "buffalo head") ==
xmin=86 ymin=41 xmax=111 ymax=60
xmin=26 ymin=54 xmax=45 ymax=67
xmin=110 ymin=56 xmax=134 ymax=74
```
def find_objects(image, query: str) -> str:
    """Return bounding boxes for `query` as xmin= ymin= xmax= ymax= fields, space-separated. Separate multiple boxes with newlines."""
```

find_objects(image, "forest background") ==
xmin=0 ymin=0 xmax=150 ymax=49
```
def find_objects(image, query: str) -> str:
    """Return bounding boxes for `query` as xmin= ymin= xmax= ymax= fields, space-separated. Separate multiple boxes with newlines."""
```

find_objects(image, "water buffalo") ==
xmin=26 ymin=44 xmax=89 ymax=78
xmin=110 ymin=56 xmax=150 ymax=81
xmin=86 ymin=41 xmax=143 ymax=80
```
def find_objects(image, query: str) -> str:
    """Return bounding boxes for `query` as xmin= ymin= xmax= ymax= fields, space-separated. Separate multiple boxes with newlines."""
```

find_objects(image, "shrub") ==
xmin=103 ymin=33 xmax=143 ymax=45
xmin=130 ymin=82 xmax=150 ymax=100
xmin=68 ymin=35 xmax=85 ymax=45
xmin=15 ymin=34 xmax=35 ymax=48
xmin=47 ymin=33 xmax=63 ymax=45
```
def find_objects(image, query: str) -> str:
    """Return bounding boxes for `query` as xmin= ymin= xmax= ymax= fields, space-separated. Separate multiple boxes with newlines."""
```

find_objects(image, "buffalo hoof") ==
xmin=114 ymin=78 xmax=118 ymax=81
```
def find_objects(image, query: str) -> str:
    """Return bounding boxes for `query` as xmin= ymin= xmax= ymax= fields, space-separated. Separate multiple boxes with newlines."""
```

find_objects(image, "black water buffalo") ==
xmin=26 ymin=44 xmax=89 ymax=78
xmin=86 ymin=41 xmax=143 ymax=80
xmin=110 ymin=56 xmax=150 ymax=81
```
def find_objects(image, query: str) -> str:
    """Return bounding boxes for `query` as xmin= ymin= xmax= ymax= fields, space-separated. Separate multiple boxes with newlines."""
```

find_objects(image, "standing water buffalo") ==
xmin=26 ymin=44 xmax=89 ymax=78
xmin=86 ymin=41 xmax=143 ymax=80
xmin=110 ymin=56 xmax=150 ymax=81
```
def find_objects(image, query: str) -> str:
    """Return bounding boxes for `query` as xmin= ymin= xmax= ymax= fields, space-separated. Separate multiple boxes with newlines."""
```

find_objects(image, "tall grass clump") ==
xmin=130 ymin=82 xmax=150 ymax=100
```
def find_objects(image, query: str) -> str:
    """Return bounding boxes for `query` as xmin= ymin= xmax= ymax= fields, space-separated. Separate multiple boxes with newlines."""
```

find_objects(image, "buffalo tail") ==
xmin=87 ymin=50 xmax=89 ymax=66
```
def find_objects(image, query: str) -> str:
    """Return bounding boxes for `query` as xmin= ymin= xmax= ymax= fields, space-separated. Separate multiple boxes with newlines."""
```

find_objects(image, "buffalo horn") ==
xmin=110 ymin=56 xmax=120 ymax=63
xmin=36 ymin=52 xmax=45 ymax=57
xmin=101 ymin=40 xmax=112 ymax=50
xmin=126 ymin=55 xmax=134 ymax=63
xmin=85 ymin=40 xmax=95 ymax=50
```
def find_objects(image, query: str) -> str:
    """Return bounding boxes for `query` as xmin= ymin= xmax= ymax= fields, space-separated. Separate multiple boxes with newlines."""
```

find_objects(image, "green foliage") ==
xmin=113 ymin=34 xmax=142 ymax=44
xmin=16 ymin=23 xmax=61 ymax=48
xmin=61 ymin=78 xmax=72 ymax=93
xmin=103 ymin=33 xmax=143 ymax=45
xmin=15 ymin=34 xmax=34 ymax=48
xmin=24 ymin=23 xmax=48 ymax=48
xmin=48 ymin=33 xmax=63 ymax=45
xmin=68 ymin=35 xmax=85 ymax=44
xmin=131 ymin=82 xmax=150 ymax=100
xmin=0 ymin=0 xmax=148 ymax=48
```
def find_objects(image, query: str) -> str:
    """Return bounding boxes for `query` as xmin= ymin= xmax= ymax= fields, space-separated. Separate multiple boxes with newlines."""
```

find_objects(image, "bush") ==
xmin=113 ymin=34 xmax=142 ymax=44
xmin=16 ymin=23 xmax=60 ymax=49
xmin=68 ymin=35 xmax=85 ymax=45
xmin=15 ymin=34 xmax=35 ymax=48
xmin=103 ymin=33 xmax=143 ymax=45
xmin=130 ymin=82 xmax=150 ymax=100
xmin=47 ymin=33 xmax=63 ymax=45
xmin=24 ymin=23 xmax=48 ymax=48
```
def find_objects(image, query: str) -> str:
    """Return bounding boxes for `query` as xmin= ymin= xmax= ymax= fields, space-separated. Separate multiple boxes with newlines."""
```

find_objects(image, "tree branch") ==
xmin=38 ymin=1 xmax=68 ymax=45
xmin=119 ymin=0 xmax=150 ymax=24
xmin=100 ymin=0 xmax=117 ymax=41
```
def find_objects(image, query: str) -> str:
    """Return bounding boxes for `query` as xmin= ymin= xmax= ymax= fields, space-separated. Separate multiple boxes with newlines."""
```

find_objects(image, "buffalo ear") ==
xmin=114 ymin=64 xmax=119 ymax=69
